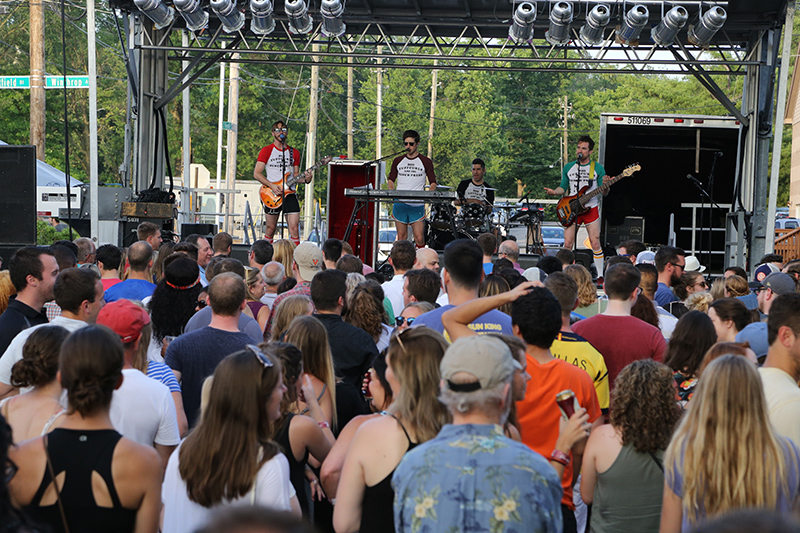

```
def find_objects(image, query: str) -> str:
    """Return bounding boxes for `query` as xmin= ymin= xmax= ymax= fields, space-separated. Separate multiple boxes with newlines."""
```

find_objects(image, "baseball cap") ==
xmin=440 ymin=336 xmax=521 ymax=392
xmin=684 ymin=255 xmax=706 ymax=273
xmin=754 ymin=263 xmax=779 ymax=282
xmin=736 ymin=322 xmax=769 ymax=359
xmin=96 ymin=299 xmax=150 ymax=343
xmin=521 ymin=267 xmax=546 ymax=283
xmin=753 ymin=272 xmax=796 ymax=296
xmin=293 ymin=242 xmax=324 ymax=281
xmin=635 ymin=251 xmax=656 ymax=265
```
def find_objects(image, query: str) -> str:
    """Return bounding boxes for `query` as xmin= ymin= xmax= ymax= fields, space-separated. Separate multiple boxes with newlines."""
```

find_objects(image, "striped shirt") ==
xmin=146 ymin=360 xmax=181 ymax=393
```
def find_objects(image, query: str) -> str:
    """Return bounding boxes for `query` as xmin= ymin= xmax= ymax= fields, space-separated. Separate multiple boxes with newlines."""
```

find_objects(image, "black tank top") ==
xmin=24 ymin=428 xmax=137 ymax=533
xmin=359 ymin=413 xmax=418 ymax=533
xmin=275 ymin=413 xmax=311 ymax=517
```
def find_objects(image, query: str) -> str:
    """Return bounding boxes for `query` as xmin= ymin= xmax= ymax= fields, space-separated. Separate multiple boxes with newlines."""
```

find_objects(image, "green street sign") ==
xmin=0 ymin=76 xmax=30 ymax=89
xmin=0 ymin=76 xmax=90 ymax=89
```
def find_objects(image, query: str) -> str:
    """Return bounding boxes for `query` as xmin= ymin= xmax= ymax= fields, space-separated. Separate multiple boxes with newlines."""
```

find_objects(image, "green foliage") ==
xmin=36 ymin=219 xmax=77 ymax=245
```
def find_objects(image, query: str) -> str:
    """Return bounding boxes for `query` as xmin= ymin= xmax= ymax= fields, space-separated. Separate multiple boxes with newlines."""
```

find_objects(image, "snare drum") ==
xmin=460 ymin=203 xmax=486 ymax=228
xmin=429 ymin=203 xmax=453 ymax=231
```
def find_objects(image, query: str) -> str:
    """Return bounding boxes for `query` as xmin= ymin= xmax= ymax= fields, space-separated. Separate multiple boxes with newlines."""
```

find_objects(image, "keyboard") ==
xmin=344 ymin=188 xmax=457 ymax=201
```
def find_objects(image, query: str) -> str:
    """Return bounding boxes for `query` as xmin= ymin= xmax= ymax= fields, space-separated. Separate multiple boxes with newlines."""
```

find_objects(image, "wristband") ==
xmin=318 ymin=420 xmax=331 ymax=429
xmin=550 ymin=449 xmax=571 ymax=466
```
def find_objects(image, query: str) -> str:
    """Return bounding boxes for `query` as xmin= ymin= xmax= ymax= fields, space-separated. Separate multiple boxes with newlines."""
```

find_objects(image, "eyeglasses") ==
xmin=246 ymin=344 xmax=274 ymax=368
xmin=4 ymin=459 xmax=17 ymax=484
xmin=403 ymin=141 xmax=416 ymax=146
xmin=693 ymin=281 xmax=709 ymax=288
xmin=670 ymin=262 xmax=686 ymax=271
xmin=395 ymin=316 xmax=416 ymax=327
xmin=273 ymin=127 xmax=288 ymax=133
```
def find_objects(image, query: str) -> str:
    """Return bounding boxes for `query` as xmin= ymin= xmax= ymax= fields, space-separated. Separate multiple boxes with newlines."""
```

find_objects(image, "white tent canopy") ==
xmin=0 ymin=141 xmax=83 ymax=187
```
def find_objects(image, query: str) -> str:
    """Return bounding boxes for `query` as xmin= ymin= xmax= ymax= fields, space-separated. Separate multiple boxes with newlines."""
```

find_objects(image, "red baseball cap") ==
xmin=96 ymin=299 xmax=151 ymax=343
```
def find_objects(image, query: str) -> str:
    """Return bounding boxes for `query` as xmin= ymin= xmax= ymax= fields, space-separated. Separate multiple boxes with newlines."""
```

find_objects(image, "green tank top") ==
xmin=590 ymin=444 xmax=665 ymax=533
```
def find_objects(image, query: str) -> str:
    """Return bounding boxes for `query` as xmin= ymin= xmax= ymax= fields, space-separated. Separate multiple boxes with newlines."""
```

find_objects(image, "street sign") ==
xmin=0 ymin=76 xmax=90 ymax=89
xmin=222 ymin=121 xmax=237 ymax=132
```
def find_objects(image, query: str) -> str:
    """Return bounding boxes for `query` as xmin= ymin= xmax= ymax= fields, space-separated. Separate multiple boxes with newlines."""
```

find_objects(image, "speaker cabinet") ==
xmin=0 ymin=145 xmax=37 ymax=245
xmin=604 ymin=216 xmax=645 ymax=249
xmin=180 ymin=223 xmax=218 ymax=241
xmin=326 ymin=160 xmax=379 ymax=266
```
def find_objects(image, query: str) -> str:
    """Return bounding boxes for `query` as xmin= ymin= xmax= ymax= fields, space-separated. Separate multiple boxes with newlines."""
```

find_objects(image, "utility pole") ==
xmin=30 ymin=0 xmax=45 ymax=160
xmin=347 ymin=57 xmax=354 ymax=159
xmin=376 ymin=46 xmax=383 ymax=161
xmin=304 ymin=43 xmax=319 ymax=240
xmin=561 ymin=95 xmax=570 ymax=174
xmin=427 ymin=61 xmax=437 ymax=159
xmin=215 ymin=45 xmax=226 ymax=228
xmin=224 ymin=53 xmax=240 ymax=233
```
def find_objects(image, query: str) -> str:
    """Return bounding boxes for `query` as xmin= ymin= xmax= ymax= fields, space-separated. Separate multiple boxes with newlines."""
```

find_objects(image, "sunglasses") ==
xmin=403 ymin=141 xmax=416 ymax=146
xmin=246 ymin=344 xmax=274 ymax=368
xmin=196 ymin=300 xmax=207 ymax=308
xmin=273 ymin=127 xmax=288 ymax=133
xmin=395 ymin=316 xmax=416 ymax=327
xmin=669 ymin=262 xmax=686 ymax=271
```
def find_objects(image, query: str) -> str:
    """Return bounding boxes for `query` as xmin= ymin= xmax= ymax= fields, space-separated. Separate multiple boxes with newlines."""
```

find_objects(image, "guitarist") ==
xmin=253 ymin=120 xmax=312 ymax=245
xmin=543 ymin=135 xmax=607 ymax=280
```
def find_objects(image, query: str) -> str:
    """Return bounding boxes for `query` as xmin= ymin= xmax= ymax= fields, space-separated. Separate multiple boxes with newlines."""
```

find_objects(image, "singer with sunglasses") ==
xmin=254 ymin=121 xmax=312 ymax=246
xmin=387 ymin=130 xmax=437 ymax=248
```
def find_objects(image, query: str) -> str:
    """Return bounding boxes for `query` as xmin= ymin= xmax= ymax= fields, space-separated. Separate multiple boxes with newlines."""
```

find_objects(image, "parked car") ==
xmin=775 ymin=218 xmax=799 ymax=230
xmin=542 ymin=225 xmax=565 ymax=247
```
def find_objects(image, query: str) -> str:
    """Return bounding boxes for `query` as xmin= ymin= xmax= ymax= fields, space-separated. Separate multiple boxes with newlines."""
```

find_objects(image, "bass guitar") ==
xmin=260 ymin=156 xmax=332 ymax=209
xmin=556 ymin=163 xmax=641 ymax=228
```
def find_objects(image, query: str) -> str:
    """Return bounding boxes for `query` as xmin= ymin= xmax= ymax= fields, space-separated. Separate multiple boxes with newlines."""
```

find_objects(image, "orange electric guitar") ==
xmin=556 ymin=163 xmax=641 ymax=228
xmin=259 ymin=156 xmax=332 ymax=209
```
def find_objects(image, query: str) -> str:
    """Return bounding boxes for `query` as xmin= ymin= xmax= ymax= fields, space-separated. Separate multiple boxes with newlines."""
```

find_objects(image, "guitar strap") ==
xmin=589 ymin=161 xmax=595 ymax=187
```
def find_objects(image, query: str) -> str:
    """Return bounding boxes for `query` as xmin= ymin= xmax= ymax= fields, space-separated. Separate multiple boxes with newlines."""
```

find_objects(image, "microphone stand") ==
xmin=350 ymin=148 xmax=408 ymax=265
xmin=706 ymin=153 xmax=720 ymax=275
xmin=686 ymin=171 xmax=721 ymax=276
xmin=279 ymin=137 xmax=287 ymax=241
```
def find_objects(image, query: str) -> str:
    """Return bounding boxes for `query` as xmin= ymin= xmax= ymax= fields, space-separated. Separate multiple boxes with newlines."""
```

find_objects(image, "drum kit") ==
xmin=425 ymin=187 xmax=495 ymax=250
xmin=425 ymin=186 xmax=546 ymax=253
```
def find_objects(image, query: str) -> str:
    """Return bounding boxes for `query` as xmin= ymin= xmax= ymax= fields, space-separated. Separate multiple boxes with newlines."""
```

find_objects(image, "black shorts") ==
xmin=264 ymin=192 xmax=300 ymax=216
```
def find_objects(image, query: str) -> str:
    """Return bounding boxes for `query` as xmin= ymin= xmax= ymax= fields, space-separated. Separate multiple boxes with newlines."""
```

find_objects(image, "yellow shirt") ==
xmin=550 ymin=330 xmax=610 ymax=410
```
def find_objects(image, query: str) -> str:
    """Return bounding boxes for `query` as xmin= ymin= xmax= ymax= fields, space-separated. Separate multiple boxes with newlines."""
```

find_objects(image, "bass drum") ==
xmin=427 ymin=228 xmax=474 ymax=251
xmin=459 ymin=203 xmax=487 ymax=228
xmin=429 ymin=202 xmax=453 ymax=230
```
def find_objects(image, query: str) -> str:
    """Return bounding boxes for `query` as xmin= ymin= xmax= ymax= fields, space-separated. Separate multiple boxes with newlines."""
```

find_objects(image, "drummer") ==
xmin=455 ymin=158 xmax=495 ymax=214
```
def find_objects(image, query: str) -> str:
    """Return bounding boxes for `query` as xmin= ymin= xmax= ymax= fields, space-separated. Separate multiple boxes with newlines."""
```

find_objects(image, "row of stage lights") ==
xmin=511 ymin=2 xmax=726 ymax=47
xmin=134 ymin=0 xmax=726 ymax=48
xmin=135 ymin=0 xmax=346 ymax=37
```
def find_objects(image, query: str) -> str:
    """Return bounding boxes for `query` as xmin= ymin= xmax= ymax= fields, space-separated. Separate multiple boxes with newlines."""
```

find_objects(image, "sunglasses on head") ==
xmin=246 ymin=344 xmax=274 ymax=368
xmin=395 ymin=316 xmax=415 ymax=327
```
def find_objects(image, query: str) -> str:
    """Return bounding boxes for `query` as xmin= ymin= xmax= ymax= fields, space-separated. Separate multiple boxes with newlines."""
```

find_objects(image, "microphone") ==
xmin=279 ymin=134 xmax=286 ymax=142
xmin=714 ymin=151 xmax=723 ymax=158
xmin=686 ymin=174 xmax=702 ymax=186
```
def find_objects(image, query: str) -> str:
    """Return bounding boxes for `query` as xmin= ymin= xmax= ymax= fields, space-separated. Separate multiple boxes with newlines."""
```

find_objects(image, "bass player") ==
xmin=253 ymin=120 xmax=312 ymax=245
xmin=543 ymin=135 xmax=607 ymax=279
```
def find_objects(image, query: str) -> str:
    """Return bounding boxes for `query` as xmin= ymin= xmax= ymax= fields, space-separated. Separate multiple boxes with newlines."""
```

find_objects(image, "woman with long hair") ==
xmin=344 ymin=282 xmax=392 ymax=351
xmin=707 ymin=298 xmax=751 ymax=343
xmin=673 ymin=271 xmax=707 ymax=302
xmin=333 ymin=327 xmax=450 ymax=533
xmin=697 ymin=341 xmax=758 ymax=377
xmin=660 ymin=355 xmax=800 ymax=532
xmin=147 ymin=255 xmax=203 ymax=362
xmin=631 ymin=293 xmax=660 ymax=329
xmin=0 ymin=326 xmax=69 ymax=442
xmin=394 ymin=302 xmax=435 ymax=332
xmin=8 ymin=325 xmax=162 ymax=533
xmin=268 ymin=341 xmax=334 ymax=517
xmin=663 ymin=310 xmax=718 ymax=408
xmin=320 ymin=350 xmax=395 ymax=499
xmin=479 ymin=274 xmax=512 ymax=314
xmin=162 ymin=345 xmax=300 ymax=533
xmin=245 ymin=267 xmax=271 ymax=332
xmin=151 ymin=241 xmax=177 ymax=283
xmin=565 ymin=264 xmax=604 ymax=317
xmin=273 ymin=240 xmax=296 ymax=278
xmin=282 ymin=315 xmax=336 ymax=429
xmin=1 ymin=413 xmax=41 ymax=533
xmin=582 ymin=360 xmax=682 ymax=533
xmin=270 ymin=295 xmax=313 ymax=342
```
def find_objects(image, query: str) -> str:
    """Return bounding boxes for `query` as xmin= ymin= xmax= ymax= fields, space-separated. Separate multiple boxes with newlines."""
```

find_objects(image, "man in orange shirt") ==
xmin=511 ymin=287 xmax=602 ymax=533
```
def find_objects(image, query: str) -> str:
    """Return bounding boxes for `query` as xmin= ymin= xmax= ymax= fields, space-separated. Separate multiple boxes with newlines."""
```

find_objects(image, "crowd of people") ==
xmin=2 ymin=224 xmax=800 ymax=533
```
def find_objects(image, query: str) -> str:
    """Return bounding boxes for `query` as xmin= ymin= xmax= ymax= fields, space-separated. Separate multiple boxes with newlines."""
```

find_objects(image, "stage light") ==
xmin=508 ymin=1 xmax=537 ymax=43
xmin=320 ymin=0 xmax=346 ymax=37
xmin=135 ymin=0 xmax=174 ymax=29
xmin=174 ymin=0 xmax=209 ymax=32
xmin=545 ymin=1 xmax=573 ymax=45
xmin=250 ymin=0 xmax=275 ymax=35
xmin=579 ymin=4 xmax=610 ymax=45
xmin=651 ymin=5 xmax=688 ymax=46
xmin=688 ymin=6 xmax=727 ymax=47
xmin=616 ymin=4 xmax=648 ymax=45
xmin=210 ymin=0 xmax=244 ymax=33
xmin=285 ymin=0 xmax=314 ymax=34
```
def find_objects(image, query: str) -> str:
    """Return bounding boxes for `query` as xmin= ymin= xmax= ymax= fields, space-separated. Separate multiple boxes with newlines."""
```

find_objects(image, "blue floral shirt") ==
xmin=392 ymin=424 xmax=563 ymax=533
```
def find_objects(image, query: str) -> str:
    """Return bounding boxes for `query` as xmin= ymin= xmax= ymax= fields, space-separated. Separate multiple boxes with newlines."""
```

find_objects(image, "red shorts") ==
xmin=575 ymin=206 xmax=600 ymax=226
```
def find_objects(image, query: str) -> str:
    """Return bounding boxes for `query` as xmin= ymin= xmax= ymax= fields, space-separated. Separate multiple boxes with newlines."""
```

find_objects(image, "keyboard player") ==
xmin=387 ymin=129 xmax=437 ymax=248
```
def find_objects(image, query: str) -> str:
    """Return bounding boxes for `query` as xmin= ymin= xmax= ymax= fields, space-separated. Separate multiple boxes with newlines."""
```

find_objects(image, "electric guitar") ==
xmin=259 ymin=156 xmax=332 ymax=209
xmin=556 ymin=163 xmax=641 ymax=228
